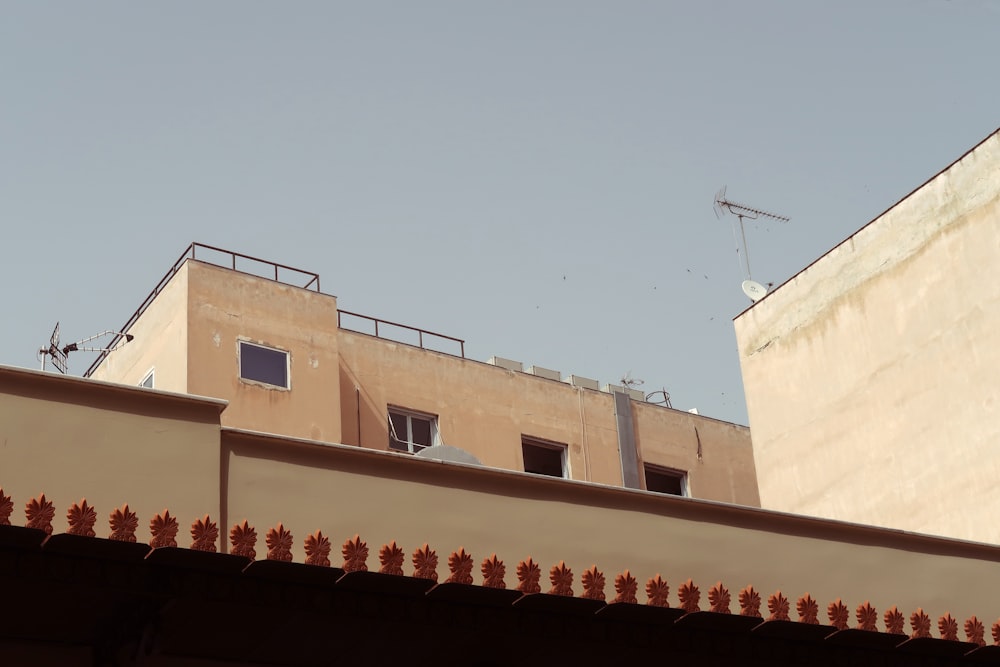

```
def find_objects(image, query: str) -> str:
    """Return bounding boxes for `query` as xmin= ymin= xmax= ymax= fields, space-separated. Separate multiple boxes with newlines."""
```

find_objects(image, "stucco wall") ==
xmin=735 ymin=129 xmax=1000 ymax=542
xmin=0 ymin=366 xmax=223 ymax=528
xmin=185 ymin=261 xmax=342 ymax=443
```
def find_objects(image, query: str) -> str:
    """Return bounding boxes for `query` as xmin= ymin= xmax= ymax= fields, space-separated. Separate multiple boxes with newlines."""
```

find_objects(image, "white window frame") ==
xmin=139 ymin=368 xmax=155 ymax=389
xmin=238 ymin=340 xmax=291 ymax=390
xmin=643 ymin=464 xmax=689 ymax=497
xmin=387 ymin=407 xmax=439 ymax=454
xmin=521 ymin=436 xmax=569 ymax=479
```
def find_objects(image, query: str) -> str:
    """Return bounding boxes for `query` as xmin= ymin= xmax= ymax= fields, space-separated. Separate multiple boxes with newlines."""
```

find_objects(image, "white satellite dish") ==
xmin=741 ymin=279 xmax=768 ymax=302
xmin=414 ymin=444 xmax=482 ymax=466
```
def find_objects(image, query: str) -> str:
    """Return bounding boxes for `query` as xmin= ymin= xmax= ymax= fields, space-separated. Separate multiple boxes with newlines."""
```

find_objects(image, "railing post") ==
xmin=419 ymin=331 xmax=424 ymax=349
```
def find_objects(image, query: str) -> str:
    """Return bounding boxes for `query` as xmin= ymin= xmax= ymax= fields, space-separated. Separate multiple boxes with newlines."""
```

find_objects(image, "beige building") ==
xmin=735 ymin=127 xmax=1000 ymax=542
xmin=86 ymin=245 xmax=759 ymax=506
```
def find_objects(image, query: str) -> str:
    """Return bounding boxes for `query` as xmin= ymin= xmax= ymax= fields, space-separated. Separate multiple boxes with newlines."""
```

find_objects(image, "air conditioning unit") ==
xmin=564 ymin=375 xmax=599 ymax=390
xmin=488 ymin=356 xmax=523 ymax=372
xmin=526 ymin=365 xmax=561 ymax=381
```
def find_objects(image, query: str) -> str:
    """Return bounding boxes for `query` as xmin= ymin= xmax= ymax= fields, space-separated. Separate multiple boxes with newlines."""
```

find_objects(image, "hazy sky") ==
xmin=2 ymin=2 xmax=997 ymax=425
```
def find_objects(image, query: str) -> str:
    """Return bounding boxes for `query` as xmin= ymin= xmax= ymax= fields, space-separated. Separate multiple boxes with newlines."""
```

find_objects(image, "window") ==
xmin=239 ymin=341 xmax=289 ymax=388
xmin=139 ymin=369 xmax=154 ymax=389
xmin=521 ymin=438 xmax=567 ymax=478
xmin=644 ymin=465 xmax=687 ymax=496
xmin=388 ymin=408 xmax=437 ymax=454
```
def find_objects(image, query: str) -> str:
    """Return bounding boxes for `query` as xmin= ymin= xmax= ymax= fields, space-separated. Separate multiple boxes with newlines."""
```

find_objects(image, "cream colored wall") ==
xmin=89 ymin=264 xmax=188 ymax=392
xmin=338 ymin=330 xmax=759 ymax=505
xmin=185 ymin=261 xmax=342 ymax=443
xmin=223 ymin=428 xmax=1000 ymax=625
xmin=735 ymin=130 xmax=1000 ymax=542
xmin=0 ymin=366 xmax=223 ymax=532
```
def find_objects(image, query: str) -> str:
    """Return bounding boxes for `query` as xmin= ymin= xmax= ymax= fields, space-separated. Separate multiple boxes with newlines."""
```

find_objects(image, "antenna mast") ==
xmin=713 ymin=185 xmax=789 ymax=283
xmin=38 ymin=324 xmax=135 ymax=375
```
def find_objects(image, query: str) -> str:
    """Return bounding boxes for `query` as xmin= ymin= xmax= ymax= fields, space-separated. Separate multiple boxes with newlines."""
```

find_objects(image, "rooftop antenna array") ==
xmin=38 ymin=323 xmax=135 ymax=374
xmin=713 ymin=185 xmax=789 ymax=302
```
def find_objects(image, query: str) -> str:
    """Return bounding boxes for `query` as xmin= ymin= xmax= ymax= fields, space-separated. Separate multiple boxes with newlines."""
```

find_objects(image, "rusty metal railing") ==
xmin=338 ymin=310 xmax=465 ymax=358
xmin=84 ymin=243 xmax=322 ymax=377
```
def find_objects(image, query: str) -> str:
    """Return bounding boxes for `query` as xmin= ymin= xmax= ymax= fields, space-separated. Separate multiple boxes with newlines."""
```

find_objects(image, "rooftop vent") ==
xmin=525 ymin=365 xmax=561 ymax=381
xmin=488 ymin=356 xmax=523 ymax=372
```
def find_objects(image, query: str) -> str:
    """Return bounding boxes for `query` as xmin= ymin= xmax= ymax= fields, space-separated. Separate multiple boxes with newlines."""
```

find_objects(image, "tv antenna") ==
xmin=620 ymin=371 xmax=644 ymax=390
xmin=713 ymin=185 xmax=789 ymax=301
xmin=38 ymin=323 xmax=135 ymax=374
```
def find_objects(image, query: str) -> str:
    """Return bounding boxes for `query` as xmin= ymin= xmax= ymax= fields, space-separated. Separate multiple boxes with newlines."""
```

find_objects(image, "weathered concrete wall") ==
xmin=735 ymin=129 xmax=1000 ymax=542
xmin=185 ymin=261 xmax=342 ymax=443
xmin=0 ymin=365 xmax=224 ymax=527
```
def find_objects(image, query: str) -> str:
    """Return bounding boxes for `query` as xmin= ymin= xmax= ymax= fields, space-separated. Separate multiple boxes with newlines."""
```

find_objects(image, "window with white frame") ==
xmin=644 ymin=465 xmax=687 ymax=496
xmin=139 ymin=369 xmax=154 ymax=388
xmin=388 ymin=408 xmax=437 ymax=454
xmin=521 ymin=437 xmax=567 ymax=478
xmin=239 ymin=341 xmax=289 ymax=389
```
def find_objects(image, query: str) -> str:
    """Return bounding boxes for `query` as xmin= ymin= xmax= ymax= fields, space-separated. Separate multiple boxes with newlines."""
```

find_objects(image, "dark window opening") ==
xmin=522 ymin=439 xmax=566 ymax=478
xmin=644 ymin=465 xmax=686 ymax=496
xmin=388 ymin=409 xmax=436 ymax=454
xmin=239 ymin=341 xmax=289 ymax=388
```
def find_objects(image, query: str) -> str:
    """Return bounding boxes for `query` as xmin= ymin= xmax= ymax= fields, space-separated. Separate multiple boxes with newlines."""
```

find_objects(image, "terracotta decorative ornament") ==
xmin=991 ymin=619 xmax=1000 ymax=646
xmin=708 ymin=582 xmax=731 ymax=614
xmin=827 ymin=599 xmax=849 ymax=630
xmin=412 ymin=544 xmax=438 ymax=581
xmin=856 ymin=601 xmax=878 ymax=631
xmin=738 ymin=586 xmax=761 ymax=618
xmin=910 ymin=608 xmax=932 ymax=639
xmin=613 ymin=571 xmax=638 ymax=604
xmin=677 ymin=579 xmax=700 ymax=613
xmin=25 ymin=493 xmax=55 ymax=534
xmin=341 ymin=534 xmax=368 ymax=572
xmin=645 ymin=575 xmax=670 ymax=608
xmin=965 ymin=616 xmax=986 ymax=647
xmin=265 ymin=524 xmax=293 ymax=562
xmin=480 ymin=554 xmax=505 ymax=589
xmin=230 ymin=520 xmax=257 ymax=560
xmin=548 ymin=561 xmax=574 ymax=597
xmin=938 ymin=613 xmax=958 ymax=641
xmin=767 ymin=591 xmax=789 ymax=621
xmin=516 ymin=558 xmax=541 ymax=594
xmin=190 ymin=515 xmax=218 ymax=553
xmin=149 ymin=510 xmax=179 ymax=548
xmin=66 ymin=499 xmax=97 ymax=537
xmin=109 ymin=505 xmax=138 ymax=542
xmin=304 ymin=531 xmax=331 ymax=567
xmin=797 ymin=594 xmax=819 ymax=624
xmin=581 ymin=566 xmax=605 ymax=601
xmin=884 ymin=606 xmax=905 ymax=635
xmin=378 ymin=541 xmax=404 ymax=575
xmin=0 ymin=488 xmax=13 ymax=526
xmin=446 ymin=548 xmax=474 ymax=585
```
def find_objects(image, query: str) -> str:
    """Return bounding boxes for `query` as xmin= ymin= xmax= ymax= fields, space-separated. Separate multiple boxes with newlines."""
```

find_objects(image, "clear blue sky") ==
xmin=2 ymin=2 xmax=997 ymax=425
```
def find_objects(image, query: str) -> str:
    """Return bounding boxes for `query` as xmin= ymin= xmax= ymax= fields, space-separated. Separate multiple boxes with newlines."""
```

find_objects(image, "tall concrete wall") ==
xmin=735 ymin=129 xmax=1000 ymax=542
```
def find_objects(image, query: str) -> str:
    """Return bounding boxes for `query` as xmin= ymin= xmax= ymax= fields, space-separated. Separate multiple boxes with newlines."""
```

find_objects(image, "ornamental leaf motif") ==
xmin=613 ymin=571 xmax=638 ymax=604
xmin=190 ymin=515 xmax=218 ymax=552
xmin=548 ymin=561 xmax=574 ymax=597
xmin=828 ymin=599 xmax=849 ymax=630
xmin=0 ymin=488 xmax=14 ymax=526
xmin=25 ymin=493 xmax=55 ymax=534
xmin=446 ymin=548 xmax=474 ymax=585
xmin=991 ymin=619 xmax=1000 ymax=646
xmin=965 ymin=616 xmax=986 ymax=647
xmin=230 ymin=520 xmax=257 ymax=560
xmin=304 ymin=530 xmax=331 ymax=567
xmin=581 ymin=566 xmax=605 ymax=601
xmin=516 ymin=557 xmax=541 ymax=594
xmin=265 ymin=524 xmax=293 ymax=562
xmin=708 ymin=582 xmax=731 ymax=614
xmin=884 ymin=606 xmax=905 ymax=635
xmin=378 ymin=541 xmax=404 ymax=575
xmin=411 ymin=543 xmax=438 ymax=580
xmin=739 ymin=586 xmax=762 ymax=618
xmin=677 ymin=579 xmax=700 ymax=613
xmin=856 ymin=601 xmax=878 ymax=631
xmin=645 ymin=575 xmax=670 ymax=608
xmin=767 ymin=591 xmax=789 ymax=621
xmin=480 ymin=554 xmax=505 ymax=589
xmin=342 ymin=534 xmax=368 ymax=572
xmin=109 ymin=504 xmax=138 ymax=542
xmin=910 ymin=608 xmax=932 ymax=639
xmin=66 ymin=499 xmax=97 ymax=537
xmin=149 ymin=510 xmax=178 ymax=548
xmin=938 ymin=613 xmax=958 ymax=641
xmin=797 ymin=594 xmax=819 ymax=624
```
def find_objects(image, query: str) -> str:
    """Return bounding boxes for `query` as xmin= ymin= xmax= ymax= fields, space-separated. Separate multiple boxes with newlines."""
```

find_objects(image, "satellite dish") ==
xmin=414 ymin=444 xmax=482 ymax=466
xmin=741 ymin=279 xmax=768 ymax=302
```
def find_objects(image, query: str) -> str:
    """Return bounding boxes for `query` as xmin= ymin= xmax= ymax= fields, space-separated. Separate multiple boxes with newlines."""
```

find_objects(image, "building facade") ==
xmin=735 ymin=128 xmax=1000 ymax=542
